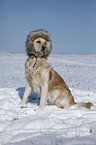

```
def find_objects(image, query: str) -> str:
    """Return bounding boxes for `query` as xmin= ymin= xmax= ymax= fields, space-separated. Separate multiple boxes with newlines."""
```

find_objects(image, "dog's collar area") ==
xmin=33 ymin=57 xmax=38 ymax=67
xmin=27 ymin=49 xmax=46 ymax=67
xmin=29 ymin=54 xmax=38 ymax=68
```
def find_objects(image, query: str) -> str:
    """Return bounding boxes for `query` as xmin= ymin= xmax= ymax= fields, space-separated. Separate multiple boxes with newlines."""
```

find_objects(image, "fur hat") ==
xmin=26 ymin=29 xmax=52 ymax=58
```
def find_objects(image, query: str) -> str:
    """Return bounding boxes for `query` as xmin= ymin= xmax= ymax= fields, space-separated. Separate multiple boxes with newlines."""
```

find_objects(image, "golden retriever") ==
xmin=21 ymin=29 xmax=93 ymax=109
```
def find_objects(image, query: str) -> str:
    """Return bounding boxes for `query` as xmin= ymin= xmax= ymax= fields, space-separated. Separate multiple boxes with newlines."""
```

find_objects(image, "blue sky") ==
xmin=0 ymin=0 xmax=96 ymax=54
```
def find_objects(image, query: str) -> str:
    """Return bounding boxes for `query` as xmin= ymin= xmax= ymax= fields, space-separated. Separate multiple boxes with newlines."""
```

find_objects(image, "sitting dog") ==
xmin=21 ymin=29 xmax=93 ymax=109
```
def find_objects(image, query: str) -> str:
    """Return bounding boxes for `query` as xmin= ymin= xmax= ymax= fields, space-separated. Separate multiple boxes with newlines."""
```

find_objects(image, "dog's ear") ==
xmin=26 ymin=29 xmax=52 ymax=57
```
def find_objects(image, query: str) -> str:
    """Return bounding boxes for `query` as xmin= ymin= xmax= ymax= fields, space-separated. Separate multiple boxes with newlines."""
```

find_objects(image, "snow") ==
xmin=0 ymin=52 xmax=96 ymax=145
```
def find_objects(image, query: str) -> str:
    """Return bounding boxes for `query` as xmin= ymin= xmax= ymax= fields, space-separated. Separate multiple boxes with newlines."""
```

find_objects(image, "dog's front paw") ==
xmin=21 ymin=100 xmax=26 ymax=105
xmin=38 ymin=105 xmax=44 ymax=109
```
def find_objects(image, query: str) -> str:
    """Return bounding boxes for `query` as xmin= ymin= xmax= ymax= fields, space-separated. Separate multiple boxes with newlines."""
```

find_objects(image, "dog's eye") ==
xmin=37 ymin=41 xmax=41 ymax=43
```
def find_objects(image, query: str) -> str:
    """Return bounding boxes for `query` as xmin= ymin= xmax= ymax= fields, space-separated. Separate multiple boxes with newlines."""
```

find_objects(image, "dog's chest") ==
xmin=25 ymin=58 xmax=49 ymax=93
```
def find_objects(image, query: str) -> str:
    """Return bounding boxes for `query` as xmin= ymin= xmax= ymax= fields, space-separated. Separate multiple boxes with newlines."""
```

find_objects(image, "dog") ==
xmin=21 ymin=29 xmax=93 ymax=109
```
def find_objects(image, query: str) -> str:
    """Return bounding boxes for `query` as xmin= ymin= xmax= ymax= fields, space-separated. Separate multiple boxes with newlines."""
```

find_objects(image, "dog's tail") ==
xmin=72 ymin=102 xmax=93 ymax=109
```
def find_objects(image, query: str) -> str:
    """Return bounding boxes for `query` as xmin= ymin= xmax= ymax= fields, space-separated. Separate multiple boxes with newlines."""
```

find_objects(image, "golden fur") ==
xmin=21 ymin=29 xmax=93 ymax=109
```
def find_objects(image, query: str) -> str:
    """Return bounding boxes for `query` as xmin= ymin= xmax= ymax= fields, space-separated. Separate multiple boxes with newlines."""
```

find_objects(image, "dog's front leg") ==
xmin=39 ymin=84 xmax=48 ymax=108
xmin=21 ymin=82 xmax=32 ymax=104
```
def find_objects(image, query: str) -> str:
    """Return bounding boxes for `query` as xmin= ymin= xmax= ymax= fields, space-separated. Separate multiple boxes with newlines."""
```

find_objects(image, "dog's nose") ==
xmin=42 ymin=44 xmax=46 ymax=48
xmin=41 ymin=44 xmax=46 ymax=52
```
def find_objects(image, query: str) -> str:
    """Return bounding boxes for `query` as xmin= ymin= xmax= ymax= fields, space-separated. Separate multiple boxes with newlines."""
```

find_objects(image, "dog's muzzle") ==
xmin=41 ymin=44 xmax=46 ymax=53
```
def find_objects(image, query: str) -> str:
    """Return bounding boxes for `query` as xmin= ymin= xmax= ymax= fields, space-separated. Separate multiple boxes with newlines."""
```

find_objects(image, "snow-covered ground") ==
xmin=0 ymin=52 xmax=96 ymax=145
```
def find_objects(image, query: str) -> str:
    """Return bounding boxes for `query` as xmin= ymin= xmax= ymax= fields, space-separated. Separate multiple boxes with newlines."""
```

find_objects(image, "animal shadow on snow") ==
xmin=16 ymin=87 xmax=40 ymax=105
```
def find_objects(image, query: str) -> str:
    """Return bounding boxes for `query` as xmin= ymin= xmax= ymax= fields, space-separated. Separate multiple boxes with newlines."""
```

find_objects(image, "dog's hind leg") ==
xmin=54 ymin=97 xmax=71 ymax=109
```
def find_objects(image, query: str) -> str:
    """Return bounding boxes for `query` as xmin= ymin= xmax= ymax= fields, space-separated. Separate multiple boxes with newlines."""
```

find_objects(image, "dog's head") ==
xmin=26 ymin=29 xmax=52 ymax=58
